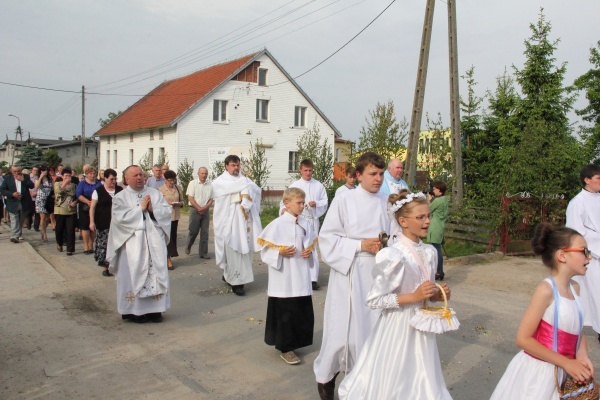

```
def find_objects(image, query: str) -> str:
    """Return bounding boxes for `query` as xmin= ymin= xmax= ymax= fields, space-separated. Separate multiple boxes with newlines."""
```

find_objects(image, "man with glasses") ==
xmin=566 ymin=163 xmax=600 ymax=343
xmin=0 ymin=165 xmax=34 ymax=243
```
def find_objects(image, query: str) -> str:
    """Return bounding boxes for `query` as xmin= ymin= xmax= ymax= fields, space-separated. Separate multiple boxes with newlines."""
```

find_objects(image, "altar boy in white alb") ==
xmin=107 ymin=165 xmax=172 ymax=323
xmin=566 ymin=163 xmax=600 ymax=341
xmin=313 ymin=152 xmax=391 ymax=400
xmin=258 ymin=187 xmax=317 ymax=366
xmin=280 ymin=159 xmax=327 ymax=290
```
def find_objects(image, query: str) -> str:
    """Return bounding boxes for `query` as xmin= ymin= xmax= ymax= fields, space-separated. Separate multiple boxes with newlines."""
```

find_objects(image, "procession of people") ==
xmin=2 ymin=155 xmax=598 ymax=400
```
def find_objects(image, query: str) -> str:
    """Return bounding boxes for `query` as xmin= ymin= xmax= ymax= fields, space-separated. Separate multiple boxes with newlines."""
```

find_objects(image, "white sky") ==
xmin=1 ymin=0 xmax=598 ymax=144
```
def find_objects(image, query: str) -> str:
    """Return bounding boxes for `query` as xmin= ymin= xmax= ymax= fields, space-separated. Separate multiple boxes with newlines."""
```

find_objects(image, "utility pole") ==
xmin=405 ymin=0 xmax=436 ymax=188
xmin=81 ymin=85 xmax=85 ymax=167
xmin=447 ymin=0 xmax=463 ymax=204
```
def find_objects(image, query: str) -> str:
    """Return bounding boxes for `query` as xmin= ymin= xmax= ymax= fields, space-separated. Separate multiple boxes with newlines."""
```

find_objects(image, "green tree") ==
xmin=138 ymin=151 xmax=152 ymax=172
xmin=15 ymin=145 xmax=44 ymax=169
xmin=43 ymin=149 xmax=62 ymax=167
xmin=572 ymin=41 xmax=600 ymax=163
xmin=295 ymin=120 xmax=334 ymax=189
xmin=245 ymin=139 xmax=272 ymax=189
xmin=177 ymin=158 xmax=195 ymax=205
xmin=353 ymin=100 xmax=408 ymax=162
xmin=0 ymin=161 xmax=9 ymax=173
xmin=98 ymin=111 xmax=123 ymax=128
xmin=157 ymin=151 xmax=169 ymax=169
xmin=209 ymin=160 xmax=225 ymax=181
xmin=418 ymin=113 xmax=454 ymax=182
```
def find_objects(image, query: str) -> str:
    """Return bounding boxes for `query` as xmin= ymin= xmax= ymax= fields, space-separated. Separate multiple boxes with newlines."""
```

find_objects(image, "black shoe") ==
xmin=317 ymin=372 xmax=339 ymax=400
xmin=146 ymin=313 xmax=163 ymax=323
xmin=10 ymin=237 xmax=19 ymax=243
xmin=435 ymin=273 xmax=445 ymax=281
xmin=122 ymin=314 xmax=133 ymax=320
xmin=102 ymin=270 xmax=113 ymax=277
xmin=232 ymin=285 xmax=245 ymax=296
xmin=130 ymin=315 xmax=149 ymax=324
xmin=312 ymin=281 xmax=321 ymax=291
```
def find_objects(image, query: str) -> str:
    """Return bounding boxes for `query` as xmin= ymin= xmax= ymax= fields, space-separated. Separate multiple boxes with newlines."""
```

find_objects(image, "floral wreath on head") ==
xmin=388 ymin=192 xmax=427 ymax=217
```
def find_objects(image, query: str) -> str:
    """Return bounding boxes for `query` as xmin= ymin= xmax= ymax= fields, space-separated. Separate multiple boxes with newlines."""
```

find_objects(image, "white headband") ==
xmin=389 ymin=192 xmax=426 ymax=215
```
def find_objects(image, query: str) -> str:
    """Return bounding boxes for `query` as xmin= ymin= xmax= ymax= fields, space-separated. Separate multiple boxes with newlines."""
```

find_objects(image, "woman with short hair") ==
xmin=76 ymin=166 xmax=101 ymax=254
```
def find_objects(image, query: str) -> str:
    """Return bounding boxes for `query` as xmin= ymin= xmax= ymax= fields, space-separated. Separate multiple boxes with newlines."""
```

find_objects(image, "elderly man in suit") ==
xmin=0 ymin=165 xmax=34 ymax=243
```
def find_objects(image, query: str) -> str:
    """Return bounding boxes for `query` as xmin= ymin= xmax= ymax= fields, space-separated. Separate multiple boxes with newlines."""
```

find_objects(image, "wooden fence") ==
xmin=445 ymin=207 xmax=499 ymax=251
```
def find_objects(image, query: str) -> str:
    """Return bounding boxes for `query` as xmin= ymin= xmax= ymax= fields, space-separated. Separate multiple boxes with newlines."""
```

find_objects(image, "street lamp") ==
xmin=8 ymin=113 xmax=22 ymax=166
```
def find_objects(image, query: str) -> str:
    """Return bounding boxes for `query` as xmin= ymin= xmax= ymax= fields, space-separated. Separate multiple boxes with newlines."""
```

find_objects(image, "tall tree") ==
xmin=295 ymin=120 xmax=334 ymax=189
xmin=353 ymin=100 xmax=408 ymax=162
xmin=43 ymin=149 xmax=62 ymax=167
xmin=98 ymin=111 xmax=123 ymax=128
xmin=573 ymin=41 xmax=600 ymax=163
xmin=244 ymin=139 xmax=272 ymax=190
xmin=15 ymin=145 xmax=44 ymax=169
xmin=177 ymin=158 xmax=195 ymax=205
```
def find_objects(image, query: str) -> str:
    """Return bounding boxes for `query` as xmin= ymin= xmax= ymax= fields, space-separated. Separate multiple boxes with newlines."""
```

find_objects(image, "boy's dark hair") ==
xmin=432 ymin=181 xmax=447 ymax=195
xmin=355 ymin=152 xmax=386 ymax=174
xmin=61 ymin=167 xmax=72 ymax=175
xmin=345 ymin=166 xmax=356 ymax=178
xmin=579 ymin=164 xmax=600 ymax=188
xmin=300 ymin=159 xmax=314 ymax=169
xmin=224 ymin=155 xmax=240 ymax=166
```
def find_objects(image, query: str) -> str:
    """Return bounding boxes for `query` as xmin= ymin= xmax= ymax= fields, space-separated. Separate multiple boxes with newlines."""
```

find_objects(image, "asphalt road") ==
xmin=0 ymin=215 xmax=598 ymax=399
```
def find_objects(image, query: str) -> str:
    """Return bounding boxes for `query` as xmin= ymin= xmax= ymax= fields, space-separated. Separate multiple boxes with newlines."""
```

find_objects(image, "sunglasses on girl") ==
xmin=562 ymin=247 xmax=592 ymax=259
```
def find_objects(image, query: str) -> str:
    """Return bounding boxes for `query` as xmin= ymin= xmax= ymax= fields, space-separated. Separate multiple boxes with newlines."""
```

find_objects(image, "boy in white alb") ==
xmin=334 ymin=166 xmax=356 ymax=197
xmin=259 ymin=188 xmax=317 ymax=365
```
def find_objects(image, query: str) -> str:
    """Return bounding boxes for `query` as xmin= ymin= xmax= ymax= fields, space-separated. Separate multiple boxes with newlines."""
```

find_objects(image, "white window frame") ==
xmin=129 ymin=149 xmax=134 ymax=165
xmin=213 ymin=100 xmax=228 ymax=123
xmin=288 ymin=151 xmax=298 ymax=172
xmin=294 ymin=106 xmax=307 ymax=128
xmin=148 ymin=148 xmax=154 ymax=165
xmin=106 ymin=150 xmax=110 ymax=168
xmin=159 ymin=129 xmax=164 ymax=140
xmin=258 ymin=68 xmax=268 ymax=86
xmin=159 ymin=147 xmax=165 ymax=162
xmin=150 ymin=130 xmax=154 ymax=141
xmin=256 ymin=99 xmax=269 ymax=122
xmin=130 ymin=132 xmax=134 ymax=142
xmin=113 ymin=136 xmax=117 ymax=144
xmin=113 ymin=150 xmax=117 ymax=169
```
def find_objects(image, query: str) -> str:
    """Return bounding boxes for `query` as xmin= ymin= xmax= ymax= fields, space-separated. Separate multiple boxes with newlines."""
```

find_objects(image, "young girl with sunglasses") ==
xmin=339 ymin=190 xmax=453 ymax=399
xmin=490 ymin=223 xmax=595 ymax=399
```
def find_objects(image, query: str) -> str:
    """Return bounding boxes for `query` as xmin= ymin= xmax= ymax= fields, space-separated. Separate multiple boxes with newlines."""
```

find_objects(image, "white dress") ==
xmin=489 ymin=279 xmax=583 ymax=400
xmin=338 ymin=234 xmax=452 ymax=400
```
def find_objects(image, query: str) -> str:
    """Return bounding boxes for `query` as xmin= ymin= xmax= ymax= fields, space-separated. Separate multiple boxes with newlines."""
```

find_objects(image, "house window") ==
xmin=294 ymin=106 xmax=307 ymax=128
xmin=159 ymin=147 xmax=165 ymax=162
xmin=148 ymin=148 xmax=154 ymax=165
xmin=335 ymin=148 xmax=341 ymax=163
xmin=106 ymin=137 xmax=110 ymax=145
xmin=159 ymin=129 xmax=164 ymax=140
xmin=113 ymin=150 xmax=117 ymax=169
xmin=106 ymin=150 xmax=110 ymax=168
xmin=256 ymin=99 xmax=269 ymax=122
xmin=130 ymin=133 xmax=134 ymax=142
xmin=129 ymin=149 xmax=134 ymax=165
xmin=213 ymin=100 xmax=228 ymax=122
xmin=288 ymin=151 xmax=299 ymax=172
xmin=258 ymin=68 xmax=268 ymax=86
xmin=150 ymin=130 xmax=154 ymax=141
xmin=419 ymin=139 xmax=424 ymax=153
xmin=113 ymin=136 xmax=117 ymax=144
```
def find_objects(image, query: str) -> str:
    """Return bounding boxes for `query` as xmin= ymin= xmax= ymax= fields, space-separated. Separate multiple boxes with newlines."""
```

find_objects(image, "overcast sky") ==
xmin=1 ymin=0 xmax=598 ymax=145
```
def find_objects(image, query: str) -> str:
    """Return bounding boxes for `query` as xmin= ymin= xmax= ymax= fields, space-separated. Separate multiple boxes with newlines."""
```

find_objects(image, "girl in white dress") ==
xmin=339 ymin=190 xmax=453 ymax=399
xmin=490 ymin=223 xmax=595 ymax=399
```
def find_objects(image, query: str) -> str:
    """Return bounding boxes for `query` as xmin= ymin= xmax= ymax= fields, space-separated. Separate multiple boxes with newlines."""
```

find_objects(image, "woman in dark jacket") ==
xmin=89 ymin=169 xmax=122 ymax=276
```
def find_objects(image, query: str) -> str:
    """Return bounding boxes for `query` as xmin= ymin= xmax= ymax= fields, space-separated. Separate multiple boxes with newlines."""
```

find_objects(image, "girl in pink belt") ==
xmin=490 ymin=223 xmax=595 ymax=399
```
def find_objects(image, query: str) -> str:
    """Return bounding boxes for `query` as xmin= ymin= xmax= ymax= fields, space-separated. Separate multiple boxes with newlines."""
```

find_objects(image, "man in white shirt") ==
xmin=280 ymin=159 xmax=328 ymax=290
xmin=380 ymin=158 xmax=408 ymax=195
xmin=186 ymin=167 xmax=213 ymax=259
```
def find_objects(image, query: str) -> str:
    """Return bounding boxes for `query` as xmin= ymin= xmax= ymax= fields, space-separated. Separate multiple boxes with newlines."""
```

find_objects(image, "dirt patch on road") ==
xmin=54 ymin=291 xmax=116 ymax=328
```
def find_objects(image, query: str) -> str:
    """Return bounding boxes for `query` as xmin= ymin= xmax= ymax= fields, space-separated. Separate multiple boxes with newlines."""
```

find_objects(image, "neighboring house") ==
xmin=42 ymin=137 xmax=99 ymax=167
xmin=333 ymin=137 xmax=353 ymax=181
xmin=94 ymin=49 xmax=342 ymax=189
xmin=0 ymin=136 xmax=98 ymax=167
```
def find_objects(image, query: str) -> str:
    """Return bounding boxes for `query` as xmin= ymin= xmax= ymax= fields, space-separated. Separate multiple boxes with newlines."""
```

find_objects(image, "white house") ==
xmin=94 ymin=49 xmax=341 ymax=190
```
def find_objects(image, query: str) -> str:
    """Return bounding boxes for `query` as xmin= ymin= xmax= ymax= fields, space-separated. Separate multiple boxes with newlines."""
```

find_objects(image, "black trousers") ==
xmin=55 ymin=214 xmax=76 ymax=252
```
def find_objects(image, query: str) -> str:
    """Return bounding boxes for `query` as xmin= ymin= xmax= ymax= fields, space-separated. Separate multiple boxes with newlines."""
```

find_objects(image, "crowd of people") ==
xmin=2 ymin=156 xmax=598 ymax=399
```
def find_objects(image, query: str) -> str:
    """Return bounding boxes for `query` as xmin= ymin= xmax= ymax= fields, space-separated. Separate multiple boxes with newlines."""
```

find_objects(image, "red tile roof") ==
xmin=95 ymin=53 xmax=258 ymax=136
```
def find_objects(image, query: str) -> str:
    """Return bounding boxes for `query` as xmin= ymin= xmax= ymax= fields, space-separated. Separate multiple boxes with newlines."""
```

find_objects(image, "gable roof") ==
xmin=95 ymin=49 xmax=341 ymax=138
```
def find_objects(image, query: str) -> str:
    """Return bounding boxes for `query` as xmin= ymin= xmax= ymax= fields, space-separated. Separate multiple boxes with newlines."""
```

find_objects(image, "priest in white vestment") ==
xmin=380 ymin=158 xmax=408 ymax=195
xmin=212 ymin=155 xmax=262 ymax=296
xmin=313 ymin=152 xmax=391 ymax=400
xmin=280 ymin=159 xmax=328 ymax=289
xmin=107 ymin=165 xmax=172 ymax=323
xmin=566 ymin=164 xmax=600 ymax=338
